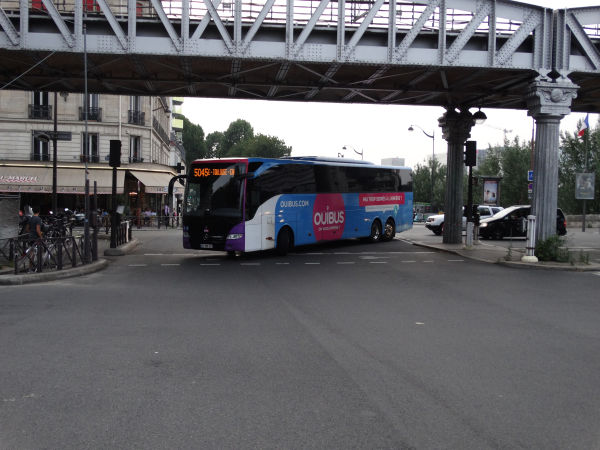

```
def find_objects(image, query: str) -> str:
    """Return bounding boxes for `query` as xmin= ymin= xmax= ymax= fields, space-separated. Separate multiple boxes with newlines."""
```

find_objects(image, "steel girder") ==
xmin=0 ymin=1 xmax=599 ymax=111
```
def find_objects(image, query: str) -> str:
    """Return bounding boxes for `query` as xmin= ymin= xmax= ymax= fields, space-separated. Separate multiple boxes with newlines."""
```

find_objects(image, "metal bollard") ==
xmin=521 ymin=215 xmax=538 ymax=263
xmin=465 ymin=222 xmax=474 ymax=248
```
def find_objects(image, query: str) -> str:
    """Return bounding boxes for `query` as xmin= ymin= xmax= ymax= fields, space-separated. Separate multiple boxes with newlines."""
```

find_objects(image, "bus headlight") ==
xmin=479 ymin=223 xmax=487 ymax=228
xmin=227 ymin=233 xmax=243 ymax=240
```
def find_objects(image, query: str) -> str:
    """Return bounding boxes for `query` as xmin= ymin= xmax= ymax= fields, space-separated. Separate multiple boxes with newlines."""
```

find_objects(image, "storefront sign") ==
xmin=0 ymin=175 xmax=39 ymax=183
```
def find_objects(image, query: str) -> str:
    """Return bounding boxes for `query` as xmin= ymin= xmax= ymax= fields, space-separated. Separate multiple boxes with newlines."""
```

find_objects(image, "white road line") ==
xmin=369 ymin=261 xmax=387 ymax=264
xmin=240 ymin=263 xmax=261 ymax=266
xmin=401 ymin=260 xmax=416 ymax=263
xmin=423 ymin=260 xmax=434 ymax=263
xmin=448 ymin=259 xmax=464 ymax=262
xmin=144 ymin=253 xmax=163 ymax=256
xmin=305 ymin=262 xmax=320 ymax=265
xmin=160 ymin=263 xmax=180 ymax=266
xmin=593 ymin=272 xmax=600 ymax=277
xmin=276 ymin=262 xmax=290 ymax=265
xmin=128 ymin=264 xmax=147 ymax=267
xmin=201 ymin=263 xmax=221 ymax=266
xmin=337 ymin=261 xmax=355 ymax=264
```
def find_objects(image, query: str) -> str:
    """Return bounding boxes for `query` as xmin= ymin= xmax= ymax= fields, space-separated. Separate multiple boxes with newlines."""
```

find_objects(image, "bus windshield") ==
xmin=184 ymin=162 xmax=244 ymax=218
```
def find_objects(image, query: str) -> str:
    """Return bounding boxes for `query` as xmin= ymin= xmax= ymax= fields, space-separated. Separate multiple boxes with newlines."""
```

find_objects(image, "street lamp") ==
xmin=408 ymin=124 xmax=435 ymax=209
xmin=341 ymin=145 xmax=363 ymax=160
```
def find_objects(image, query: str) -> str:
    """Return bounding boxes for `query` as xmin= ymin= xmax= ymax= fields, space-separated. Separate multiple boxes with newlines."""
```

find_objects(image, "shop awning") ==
xmin=0 ymin=164 xmax=124 ymax=194
xmin=129 ymin=170 xmax=181 ymax=194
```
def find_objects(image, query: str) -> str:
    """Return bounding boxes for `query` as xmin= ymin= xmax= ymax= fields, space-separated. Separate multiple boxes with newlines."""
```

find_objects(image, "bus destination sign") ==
xmin=192 ymin=167 xmax=235 ymax=178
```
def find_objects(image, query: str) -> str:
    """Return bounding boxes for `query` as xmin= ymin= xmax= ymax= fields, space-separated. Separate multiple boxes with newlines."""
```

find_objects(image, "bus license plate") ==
xmin=200 ymin=244 xmax=213 ymax=249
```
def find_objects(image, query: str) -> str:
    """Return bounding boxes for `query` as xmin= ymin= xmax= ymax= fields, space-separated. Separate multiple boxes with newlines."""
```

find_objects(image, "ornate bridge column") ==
xmin=439 ymin=108 xmax=475 ymax=244
xmin=527 ymin=79 xmax=578 ymax=243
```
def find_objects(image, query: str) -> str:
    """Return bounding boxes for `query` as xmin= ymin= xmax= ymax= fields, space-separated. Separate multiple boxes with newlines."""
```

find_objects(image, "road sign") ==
xmin=527 ymin=170 xmax=533 ymax=182
xmin=528 ymin=183 xmax=533 ymax=193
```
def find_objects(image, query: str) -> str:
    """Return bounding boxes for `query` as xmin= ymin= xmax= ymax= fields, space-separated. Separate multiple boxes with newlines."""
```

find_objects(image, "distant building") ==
xmin=381 ymin=157 xmax=405 ymax=166
xmin=0 ymin=90 xmax=185 ymax=215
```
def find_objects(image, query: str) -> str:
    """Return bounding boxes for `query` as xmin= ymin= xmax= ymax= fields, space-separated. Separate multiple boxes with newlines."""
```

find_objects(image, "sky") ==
xmin=182 ymin=0 xmax=596 ymax=168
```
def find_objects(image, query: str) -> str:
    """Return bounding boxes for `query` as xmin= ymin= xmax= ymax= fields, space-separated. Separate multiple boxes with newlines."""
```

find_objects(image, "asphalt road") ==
xmin=1 ymin=229 xmax=599 ymax=449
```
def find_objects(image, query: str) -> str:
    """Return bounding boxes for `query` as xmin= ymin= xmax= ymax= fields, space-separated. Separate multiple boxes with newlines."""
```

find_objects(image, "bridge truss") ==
xmin=1 ymin=0 xmax=600 ymax=112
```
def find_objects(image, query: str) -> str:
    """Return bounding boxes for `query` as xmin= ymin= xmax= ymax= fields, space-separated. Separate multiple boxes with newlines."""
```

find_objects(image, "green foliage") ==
xmin=412 ymin=157 xmax=446 ymax=211
xmin=558 ymin=117 xmax=600 ymax=214
xmin=535 ymin=235 xmax=569 ymax=262
xmin=472 ymin=137 xmax=532 ymax=207
xmin=183 ymin=117 xmax=291 ymax=161
xmin=182 ymin=117 xmax=207 ymax=166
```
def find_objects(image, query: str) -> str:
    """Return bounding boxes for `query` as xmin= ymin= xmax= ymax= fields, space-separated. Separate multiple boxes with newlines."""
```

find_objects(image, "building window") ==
xmin=32 ymin=135 xmax=49 ymax=161
xmin=29 ymin=91 xmax=51 ymax=120
xmin=82 ymin=133 xmax=99 ymax=163
xmin=128 ymin=96 xmax=145 ymax=125
xmin=129 ymin=135 xmax=142 ymax=163
xmin=79 ymin=94 xmax=102 ymax=121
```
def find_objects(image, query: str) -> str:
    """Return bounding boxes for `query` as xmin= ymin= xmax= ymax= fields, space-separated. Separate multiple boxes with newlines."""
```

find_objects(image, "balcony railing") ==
xmin=80 ymin=154 xmax=100 ymax=163
xmin=79 ymin=107 xmax=102 ymax=122
xmin=153 ymin=117 xmax=170 ymax=144
xmin=30 ymin=152 xmax=50 ymax=161
xmin=128 ymin=110 xmax=145 ymax=125
xmin=28 ymin=104 xmax=52 ymax=120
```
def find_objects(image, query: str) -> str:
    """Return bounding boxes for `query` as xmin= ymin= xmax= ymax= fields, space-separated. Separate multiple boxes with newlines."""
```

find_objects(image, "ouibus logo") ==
xmin=312 ymin=194 xmax=345 ymax=241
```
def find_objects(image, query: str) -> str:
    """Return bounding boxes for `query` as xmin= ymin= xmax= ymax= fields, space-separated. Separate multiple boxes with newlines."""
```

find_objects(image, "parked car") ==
xmin=478 ymin=205 xmax=567 ymax=240
xmin=425 ymin=205 xmax=504 ymax=235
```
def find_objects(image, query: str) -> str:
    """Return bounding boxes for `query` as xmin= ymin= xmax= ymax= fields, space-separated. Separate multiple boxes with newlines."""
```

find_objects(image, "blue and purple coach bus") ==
xmin=180 ymin=157 xmax=412 ymax=255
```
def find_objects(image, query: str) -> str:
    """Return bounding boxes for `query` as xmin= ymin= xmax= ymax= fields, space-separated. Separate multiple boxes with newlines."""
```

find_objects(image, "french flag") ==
xmin=578 ymin=114 xmax=590 ymax=138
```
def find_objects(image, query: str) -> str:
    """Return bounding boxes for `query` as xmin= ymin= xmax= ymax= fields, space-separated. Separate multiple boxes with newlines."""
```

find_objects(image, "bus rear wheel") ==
xmin=382 ymin=219 xmax=395 ymax=241
xmin=276 ymin=227 xmax=293 ymax=256
xmin=369 ymin=220 xmax=382 ymax=243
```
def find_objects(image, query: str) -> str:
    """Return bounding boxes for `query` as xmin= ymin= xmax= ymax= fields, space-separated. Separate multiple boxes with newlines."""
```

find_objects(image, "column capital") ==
xmin=527 ymin=79 xmax=579 ymax=118
xmin=438 ymin=108 xmax=474 ymax=144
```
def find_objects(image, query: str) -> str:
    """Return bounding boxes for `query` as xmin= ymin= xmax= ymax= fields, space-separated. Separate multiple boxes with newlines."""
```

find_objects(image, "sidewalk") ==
xmin=404 ymin=224 xmax=600 ymax=271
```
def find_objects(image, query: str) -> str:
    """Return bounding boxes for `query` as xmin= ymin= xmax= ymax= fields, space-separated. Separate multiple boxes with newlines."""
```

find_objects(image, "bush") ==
xmin=535 ymin=235 xmax=569 ymax=262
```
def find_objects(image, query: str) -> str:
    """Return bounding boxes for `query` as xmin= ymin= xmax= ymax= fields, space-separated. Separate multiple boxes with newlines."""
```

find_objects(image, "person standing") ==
xmin=27 ymin=205 xmax=44 ymax=242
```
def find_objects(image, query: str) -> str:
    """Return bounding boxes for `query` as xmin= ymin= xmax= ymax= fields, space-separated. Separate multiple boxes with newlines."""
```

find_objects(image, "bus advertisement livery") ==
xmin=182 ymin=157 xmax=413 ymax=255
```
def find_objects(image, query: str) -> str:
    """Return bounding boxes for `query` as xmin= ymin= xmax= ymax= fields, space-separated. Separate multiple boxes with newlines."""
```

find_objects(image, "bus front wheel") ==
xmin=276 ymin=227 xmax=293 ymax=256
xmin=369 ymin=220 xmax=382 ymax=243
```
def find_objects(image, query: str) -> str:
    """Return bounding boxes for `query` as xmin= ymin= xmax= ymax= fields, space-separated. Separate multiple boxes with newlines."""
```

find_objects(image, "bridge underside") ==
xmin=2 ymin=50 xmax=600 ymax=112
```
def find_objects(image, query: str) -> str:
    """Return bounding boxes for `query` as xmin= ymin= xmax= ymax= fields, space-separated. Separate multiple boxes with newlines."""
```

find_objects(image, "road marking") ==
xmin=305 ymin=262 xmax=320 ymax=265
xmin=401 ymin=260 xmax=416 ymax=263
xmin=276 ymin=262 xmax=290 ymax=265
xmin=337 ymin=261 xmax=355 ymax=264
xmin=593 ymin=272 xmax=600 ymax=277
xmin=240 ymin=263 xmax=260 ymax=266
xmin=201 ymin=263 xmax=221 ymax=266
xmin=369 ymin=261 xmax=387 ymax=264
xmin=160 ymin=263 xmax=180 ymax=266
xmin=423 ymin=260 xmax=434 ymax=263
xmin=448 ymin=259 xmax=464 ymax=262
xmin=144 ymin=253 xmax=163 ymax=256
xmin=128 ymin=264 xmax=147 ymax=267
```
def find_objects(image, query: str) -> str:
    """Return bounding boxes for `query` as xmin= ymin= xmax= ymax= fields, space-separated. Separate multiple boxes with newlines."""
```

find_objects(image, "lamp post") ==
xmin=341 ymin=145 xmax=363 ymax=160
xmin=408 ymin=124 xmax=435 ymax=208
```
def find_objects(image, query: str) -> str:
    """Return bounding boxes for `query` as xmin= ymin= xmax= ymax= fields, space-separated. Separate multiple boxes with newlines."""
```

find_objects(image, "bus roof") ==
xmin=190 ymin=156 xmax=410 ymax=170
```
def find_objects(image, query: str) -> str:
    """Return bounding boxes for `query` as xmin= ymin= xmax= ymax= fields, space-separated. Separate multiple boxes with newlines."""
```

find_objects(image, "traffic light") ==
xmin=464 ymin=140 xmax=477 ymax=166
xmin=109 ymin=139 xmax=121 ymax=167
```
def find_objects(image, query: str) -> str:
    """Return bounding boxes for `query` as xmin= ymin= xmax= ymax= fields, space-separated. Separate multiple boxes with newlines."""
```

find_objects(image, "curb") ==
xmin=103 ymin=238 xmax=140 ymax=256
xmin=0 ymin=259 xmax=109 ymax=285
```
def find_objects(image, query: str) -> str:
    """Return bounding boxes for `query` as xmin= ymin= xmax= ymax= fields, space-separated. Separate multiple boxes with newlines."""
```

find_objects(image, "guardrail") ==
xmin=125 ymin=215 xmax=180 ymax=230
xmin=11 ymin=236 xmax=85 ymax=274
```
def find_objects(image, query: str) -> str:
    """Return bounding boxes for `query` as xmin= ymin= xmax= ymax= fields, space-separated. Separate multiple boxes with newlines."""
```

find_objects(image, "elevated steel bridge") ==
xmin=1 ymin=0 xmax=600 ymax=245
xmin=1 ymin=0 xmax=600 ymax=112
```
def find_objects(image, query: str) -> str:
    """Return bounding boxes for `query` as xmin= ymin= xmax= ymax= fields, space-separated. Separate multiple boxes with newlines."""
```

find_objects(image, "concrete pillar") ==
xmin=439 ymin=108 xmax=475 ymax=244
xmin=527 ymin=79 xmax=578 ymax=242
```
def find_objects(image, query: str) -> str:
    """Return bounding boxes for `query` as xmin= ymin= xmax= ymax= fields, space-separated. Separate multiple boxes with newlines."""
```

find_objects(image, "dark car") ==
xmin=478 ymin=205 xmax=566 ymax=240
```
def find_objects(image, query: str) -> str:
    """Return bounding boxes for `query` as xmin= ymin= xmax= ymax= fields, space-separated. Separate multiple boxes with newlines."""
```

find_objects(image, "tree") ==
xmin=412 ymin=157 xmax=446 ymax=211
xmin=472 ymin=137 xmax=531 ymax=207
xmin=222 ymin=119 xmax=254 ymax=157
xmin=182 ymin=117 xmax=207 ymax=166
xmin=205 ymin=131 xmax=224 ymax=158
xmin=231 ymin=134 xmax=291 ymax=158
xmin=559 ymin=118 xmax=600 ymax=214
